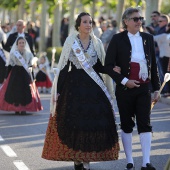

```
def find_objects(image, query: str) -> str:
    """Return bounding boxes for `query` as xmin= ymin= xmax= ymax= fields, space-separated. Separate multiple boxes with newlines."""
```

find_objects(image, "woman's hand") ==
xmin=113 ymin=66 xmax=121 ymax=74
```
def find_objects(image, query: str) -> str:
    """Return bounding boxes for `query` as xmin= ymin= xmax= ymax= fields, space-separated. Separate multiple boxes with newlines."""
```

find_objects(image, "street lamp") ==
xmin=51 ymin=47 xmax=56 ymax=71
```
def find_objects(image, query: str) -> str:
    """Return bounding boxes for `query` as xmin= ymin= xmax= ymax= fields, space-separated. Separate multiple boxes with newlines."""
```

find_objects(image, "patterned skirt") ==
xmin=42 ymin=69 xmax=119 ymax=162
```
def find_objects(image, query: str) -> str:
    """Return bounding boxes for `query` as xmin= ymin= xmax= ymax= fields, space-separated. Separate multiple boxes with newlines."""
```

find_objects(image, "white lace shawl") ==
xmin=50 ymin=30 xmax=114 ymax=116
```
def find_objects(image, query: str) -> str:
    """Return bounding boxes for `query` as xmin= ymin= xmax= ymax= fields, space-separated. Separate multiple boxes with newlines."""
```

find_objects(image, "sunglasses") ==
xmin=128 ymin=17 xmax=144 ymax=22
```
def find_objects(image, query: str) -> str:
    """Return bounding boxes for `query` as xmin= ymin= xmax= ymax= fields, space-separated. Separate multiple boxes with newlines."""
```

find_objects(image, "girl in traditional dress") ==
xmin=0 ymin=36 xmax=43 ymax=115
xmin=35 ymin=53 xmax=52 ymax=93
xmin=42 ymin=12 xmax=120 ymax=170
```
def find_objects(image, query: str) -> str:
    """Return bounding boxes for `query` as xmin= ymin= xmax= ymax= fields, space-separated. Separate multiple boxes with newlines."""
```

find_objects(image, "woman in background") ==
xmin=0 ymin=37 xmax=42 ymax=114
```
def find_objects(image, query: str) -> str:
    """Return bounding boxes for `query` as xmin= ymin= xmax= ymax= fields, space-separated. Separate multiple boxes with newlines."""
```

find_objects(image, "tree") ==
xmin=115 ymin=0 xmax=125 ymax=29
xmin=39 ymin=0 xmax=49 ymax=52
xmin=18 ymin=0 xmax=25 ymax=19
xmin=69 ymin=0 xmax=77 ymax=31
xmin=145 ymin=0 xmax=161 ymax=25
xmin=52 ymin=0 xmax=62 ymax=47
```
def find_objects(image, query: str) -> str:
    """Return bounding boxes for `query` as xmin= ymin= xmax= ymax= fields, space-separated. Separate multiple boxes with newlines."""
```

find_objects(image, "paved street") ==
xmin=0 ymin=93 xmax=170 ymax=170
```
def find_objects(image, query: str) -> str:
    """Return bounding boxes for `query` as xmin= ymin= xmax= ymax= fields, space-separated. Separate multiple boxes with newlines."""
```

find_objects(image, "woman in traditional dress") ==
xmin=0 ymin=36 xmax=43 ymax=115
xmin=42 ymin=12 xmax=119 ymax=170
xmin=35 ymin=53 xmax=52 ymax=93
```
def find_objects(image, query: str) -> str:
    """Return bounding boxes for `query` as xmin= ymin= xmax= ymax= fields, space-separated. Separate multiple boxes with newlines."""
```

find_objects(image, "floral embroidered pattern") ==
xmin=42 ymin=114 xmax=119 ymax=162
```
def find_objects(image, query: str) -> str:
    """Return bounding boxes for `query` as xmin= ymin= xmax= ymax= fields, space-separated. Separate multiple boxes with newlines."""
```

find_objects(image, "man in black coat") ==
xmin=105 ymin=7 xmax=161 ymax=170
xmin=4 ymin=20 xmax=35 ymax=55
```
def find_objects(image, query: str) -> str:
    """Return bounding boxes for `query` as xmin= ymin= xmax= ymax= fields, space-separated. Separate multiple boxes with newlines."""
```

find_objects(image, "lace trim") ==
xmin=69 ymin=37 xmax=98 ymax=69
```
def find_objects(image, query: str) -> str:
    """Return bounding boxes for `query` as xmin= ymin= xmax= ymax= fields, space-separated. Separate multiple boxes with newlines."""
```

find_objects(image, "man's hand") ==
xmin=125 ymin=80 xmax=140 ymax=88
xmin=152 ymin=91 xmax=160 ymax=103
xmin=113 ymin=66 xmax=121 ymax=74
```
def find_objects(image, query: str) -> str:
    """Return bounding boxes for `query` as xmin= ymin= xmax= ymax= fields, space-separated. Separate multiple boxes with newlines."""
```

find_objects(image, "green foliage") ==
xmin=125 ymin=0 xmax=138 ymax=8
xmin=82 ymin=0 xmax=92 ymax=5
xmin=108 ymin=0 xmax=117 ymax=11
xmin=161 ymin=0 xmax=170 ymax=14
xmin=46 ymin=47 xmax=63 ymax=63
xmin=0 ymin=0 xmax=19 ymax=9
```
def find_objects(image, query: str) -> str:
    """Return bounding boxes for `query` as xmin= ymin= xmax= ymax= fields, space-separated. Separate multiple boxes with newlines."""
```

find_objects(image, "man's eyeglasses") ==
xmin=158 ymin=20 xmax=165 ymax=23
xmin=128 ymin=17 xmax=144 ymax=22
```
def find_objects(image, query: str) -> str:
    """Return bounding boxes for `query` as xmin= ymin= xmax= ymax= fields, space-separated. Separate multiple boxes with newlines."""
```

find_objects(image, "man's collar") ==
xmin=128 ymin=31 xmax=140 ymax=37
xmin=18 ymin=32 xmax=25 ymax=37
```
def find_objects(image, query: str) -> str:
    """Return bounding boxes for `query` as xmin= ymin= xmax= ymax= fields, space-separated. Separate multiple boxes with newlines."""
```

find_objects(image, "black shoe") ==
xmin=141 ymin=163 xmax=156 ymax=170
xmin=15 ymin=111 xmax=20 ymax=115
xmin=83 ymin=168 xmax=90 ymax=170
xmin=74 ymin=163 xmax=83 ymax=170
xmin=125 ymin=163 xmax=135 ymax=170
xmin=21 ymin=111 xmax=26 ymax=115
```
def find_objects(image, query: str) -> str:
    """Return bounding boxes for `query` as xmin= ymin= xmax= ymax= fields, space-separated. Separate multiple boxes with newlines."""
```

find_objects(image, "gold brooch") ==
xmin=144 ymin=40 xmax=146 ymax=45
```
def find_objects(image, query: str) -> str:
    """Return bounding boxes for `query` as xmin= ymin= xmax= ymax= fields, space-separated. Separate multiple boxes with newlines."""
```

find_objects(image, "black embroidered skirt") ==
xmin=57 ymin=69 xmax=119 ymax=152
xmin=5 ymin=65 xmax=32 ymax=106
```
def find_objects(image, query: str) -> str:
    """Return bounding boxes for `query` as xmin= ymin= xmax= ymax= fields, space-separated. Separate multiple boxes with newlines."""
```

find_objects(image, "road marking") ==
xmin=0 ymin=135 xmax=4 ymax=141
xmin=13 ymin=160 xmax=30 ymax=170
xmin=0 ymin=145 xmax=17 ymax=157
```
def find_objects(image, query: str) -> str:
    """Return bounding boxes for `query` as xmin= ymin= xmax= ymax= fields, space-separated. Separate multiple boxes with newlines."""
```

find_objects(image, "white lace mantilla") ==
xmin=69 ymin=37 xmax=98 ymax=69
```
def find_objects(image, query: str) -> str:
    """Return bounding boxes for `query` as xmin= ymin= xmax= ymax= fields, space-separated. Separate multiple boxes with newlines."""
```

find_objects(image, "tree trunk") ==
xmin=104 ymin=0 xmax=111 ymax=19
xmin=115 ymin=0 xmax=125 ymax=30
xmin=152 ymin=0 xmax=162 ymax=11
xmin=91 ymin=0 xmax=96 ymax=19
xmin=18 ymin=0 xmax=25 ymax=19
xmin=8 ymin=10 xmax=12 ymax=23
xmin=30 ymin=0 xmax=37 ymax=22
xmin=1 ymin=8 xmax=6 ymax=25
xmin=52 ymin=1 xmax=62 ymax=47
xmin=11 ymin=9 xmax=18 ymax=23
xmin=39 ymin=0 xmax=48 ymax=52
xmin=69 ymin=0 xmax=77 ymax=32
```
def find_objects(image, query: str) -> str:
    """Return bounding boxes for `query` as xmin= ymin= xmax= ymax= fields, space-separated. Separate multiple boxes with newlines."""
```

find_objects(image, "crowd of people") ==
xmin=0 ymin=6 xmax=169 ymax=170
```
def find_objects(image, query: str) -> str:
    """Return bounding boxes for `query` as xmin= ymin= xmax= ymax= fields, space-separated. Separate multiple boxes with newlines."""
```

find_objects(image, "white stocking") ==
xmin=121 ymin=130 xmax=134 ymax=165
xmin=140 ymin=132 xmax=151 ymax=167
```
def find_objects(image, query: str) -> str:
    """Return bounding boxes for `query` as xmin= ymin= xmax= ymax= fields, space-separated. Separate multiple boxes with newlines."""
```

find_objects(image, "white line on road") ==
xmin=0 ymin=145 xmax=17 ymax=157
xmin=0 ymin=135 xmax=4 ymax=141
xmin=13 ymin=160 xmax=30 ymax=170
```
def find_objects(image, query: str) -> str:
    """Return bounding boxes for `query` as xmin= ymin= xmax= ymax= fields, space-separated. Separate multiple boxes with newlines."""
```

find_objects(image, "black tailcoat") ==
xmin=105 ymin=30 xmax=160 ymax=91
xmin=4 ymin=32 xmax=35 ymax=55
